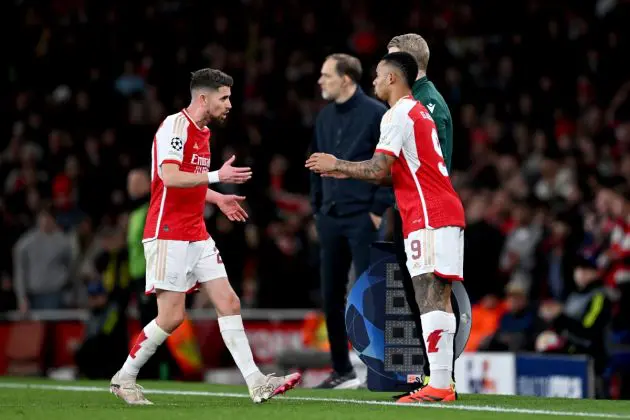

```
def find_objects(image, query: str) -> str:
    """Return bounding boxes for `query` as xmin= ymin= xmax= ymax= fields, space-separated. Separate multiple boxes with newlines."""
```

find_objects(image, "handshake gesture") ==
xmin=218 ymin=155 xmax=252 ymax=184
xmin=305 ymin=153 xmax=348 ymax=179
xmin=207 ymin=155 xmax=251 ymax=223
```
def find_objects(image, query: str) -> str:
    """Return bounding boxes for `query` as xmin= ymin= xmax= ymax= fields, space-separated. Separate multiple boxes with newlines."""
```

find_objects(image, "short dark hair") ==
xmin=380 ymin=52 xmax=418 ymax=88
xmin=190 ymin=68 xmax=233 ymax=92
xmin=326 ymin=53 xmax=362 ymax=83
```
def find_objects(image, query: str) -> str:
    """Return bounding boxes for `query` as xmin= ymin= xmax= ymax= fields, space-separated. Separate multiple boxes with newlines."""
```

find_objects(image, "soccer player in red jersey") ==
xmin=306 ymin=52 xmax=464 ymax=402
xmin=111 ymin=69 xmax=300 ymax=404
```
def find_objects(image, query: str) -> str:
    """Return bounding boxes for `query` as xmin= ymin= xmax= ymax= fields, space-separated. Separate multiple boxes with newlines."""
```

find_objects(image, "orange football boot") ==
xmin=396 ymin=385 xmax=457 ymax=403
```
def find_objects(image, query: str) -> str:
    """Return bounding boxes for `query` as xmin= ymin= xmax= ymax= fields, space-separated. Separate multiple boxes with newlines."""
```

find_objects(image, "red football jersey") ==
xmin=143 ymin=109 xmax=211 ymax=242
xmin=375 ymin=96 xmax=465 ymax=237
xmin=605 ymin=217 xmax=630 ymax=286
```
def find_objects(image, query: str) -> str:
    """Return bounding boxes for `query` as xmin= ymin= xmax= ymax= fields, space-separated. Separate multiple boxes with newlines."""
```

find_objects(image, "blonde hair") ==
xmin=387 ymin=34 xmax=430 ymax=72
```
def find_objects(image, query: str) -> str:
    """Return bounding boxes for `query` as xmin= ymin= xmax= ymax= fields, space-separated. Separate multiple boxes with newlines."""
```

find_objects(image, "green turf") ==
xmin=0 ymin=377 xmax=629 ymax=420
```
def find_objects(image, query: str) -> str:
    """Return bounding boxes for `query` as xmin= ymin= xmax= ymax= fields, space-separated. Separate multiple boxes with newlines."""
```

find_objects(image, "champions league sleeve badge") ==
xmin=170 ymin=137 xmax=183 ymax=152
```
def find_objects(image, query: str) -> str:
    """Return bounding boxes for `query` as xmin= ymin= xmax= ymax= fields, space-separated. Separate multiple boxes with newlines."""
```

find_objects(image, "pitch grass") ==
xmin=0 ymin=377 xmax=629 ymax=420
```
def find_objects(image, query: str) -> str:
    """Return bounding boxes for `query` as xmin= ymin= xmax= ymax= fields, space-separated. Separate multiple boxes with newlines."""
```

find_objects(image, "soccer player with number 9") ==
xmin=306 ymin=52 xmax=465 ymax=403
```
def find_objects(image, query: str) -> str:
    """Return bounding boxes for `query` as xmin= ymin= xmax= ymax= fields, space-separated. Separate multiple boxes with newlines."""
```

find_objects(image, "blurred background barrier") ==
xmin=454 ymin=352 xmax=596 ymax=398
xmin=0 ymin=309 xmax=310 ymax=380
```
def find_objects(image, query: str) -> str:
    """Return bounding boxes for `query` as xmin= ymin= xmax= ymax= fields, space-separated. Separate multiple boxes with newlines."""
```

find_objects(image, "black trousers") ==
xmin=317 ymin=211 xmax=378 ymax=374
xmin=392 ymin=209 xmax=457 ymax=381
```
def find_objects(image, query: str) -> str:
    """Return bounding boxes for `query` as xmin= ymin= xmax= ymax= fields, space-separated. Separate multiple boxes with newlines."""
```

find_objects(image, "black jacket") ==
xmin=310 ymin=87 xmax=392 ymax=217
xmin=553 ymin=281 xmax=611 ymax=372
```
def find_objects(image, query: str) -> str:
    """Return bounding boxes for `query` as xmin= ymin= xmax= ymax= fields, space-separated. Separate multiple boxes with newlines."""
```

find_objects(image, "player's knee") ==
xmin=216 ymin=291 xmax=240 ymax=316
xmin=171 ymin=310 xmax=186 ymax=330
xmin=156 ymin=297 xmax=186 ymax=332
xmin=156 ymin=310 xmax=185 ymax=333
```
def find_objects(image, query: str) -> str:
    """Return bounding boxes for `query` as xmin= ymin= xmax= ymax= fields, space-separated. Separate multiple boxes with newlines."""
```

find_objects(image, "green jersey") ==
xmin=412 ymin=77 xmax=454 ymax=171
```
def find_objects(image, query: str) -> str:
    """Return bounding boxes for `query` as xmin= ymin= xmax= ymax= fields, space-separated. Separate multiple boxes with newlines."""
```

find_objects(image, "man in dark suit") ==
xmin=311 ymin=53 xmax=391 ymax=388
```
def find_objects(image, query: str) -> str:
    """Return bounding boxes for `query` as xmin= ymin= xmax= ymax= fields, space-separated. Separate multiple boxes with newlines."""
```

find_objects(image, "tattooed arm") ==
xmin=333 ymin=152 xmax=395 ymax=182
xmin=319 ymin=171 xmax=392 ymax=185
xmin=305 ymin=151 xmax=395 ymax=183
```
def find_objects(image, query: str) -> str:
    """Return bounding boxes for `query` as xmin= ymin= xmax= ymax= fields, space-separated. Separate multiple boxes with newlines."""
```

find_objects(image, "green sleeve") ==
xmin=436 ymin=114 xmax=453 ymax=172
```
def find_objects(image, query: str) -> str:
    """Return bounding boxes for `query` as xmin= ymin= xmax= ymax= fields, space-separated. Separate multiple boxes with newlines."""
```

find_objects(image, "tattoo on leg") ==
xmin=412 ymin=273 xmax=453 ymax=314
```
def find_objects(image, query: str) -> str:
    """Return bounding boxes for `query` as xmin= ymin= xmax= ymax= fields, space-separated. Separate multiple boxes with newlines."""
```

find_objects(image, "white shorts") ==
xmin=143 ymin=237 xmax=227 ymax=294
xmin=403 ymin=227 xmax=464 ymax=280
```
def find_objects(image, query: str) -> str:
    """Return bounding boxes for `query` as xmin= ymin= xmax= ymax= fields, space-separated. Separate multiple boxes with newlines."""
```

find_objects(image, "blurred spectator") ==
xmin=465 ymin=295 xmax=506 ymax=351
xmin=499 ymin=202 xmax=544 ymax=292
xmin=75 ymin=232 xmax=132 ymax=379
xmin=463 ymin=194 xmax=504 ymax=301
xmin=12 ymin=208 xmax=74 ymax=311
xmin=53 ymin=155 xmax=85 ymax=231
xmin=257 ymin=216 xmax=313 ymax=308
xmin=537 ymin=254 xmax=612 ymax=386
xmin=541 ymin=219 xmax=575 ymax=301
xmin=479 ymin=280 xmax=541 ymax=352
xmin=126 ymin=169 xmax=151 ymax=322
xmin=115 ymin=61 xmax=146 ymax=97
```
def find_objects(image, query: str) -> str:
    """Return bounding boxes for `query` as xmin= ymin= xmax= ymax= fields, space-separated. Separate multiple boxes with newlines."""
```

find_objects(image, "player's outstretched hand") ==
xmin=219 ymin=155 xmax=252 ymax=184
xmin=217 ymin=194 xmax=249 ymax=222
xmin=305 ymin=153 xmax=337 ymax=174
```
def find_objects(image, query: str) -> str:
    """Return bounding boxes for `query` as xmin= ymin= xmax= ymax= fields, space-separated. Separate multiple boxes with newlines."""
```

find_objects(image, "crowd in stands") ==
xmin=1 ymin=0 xmax=629 ymax=383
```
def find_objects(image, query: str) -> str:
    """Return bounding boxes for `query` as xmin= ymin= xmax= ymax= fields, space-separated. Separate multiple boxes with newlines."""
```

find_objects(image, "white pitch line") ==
xmin=0 ymin=382 xmax=628 ymax=419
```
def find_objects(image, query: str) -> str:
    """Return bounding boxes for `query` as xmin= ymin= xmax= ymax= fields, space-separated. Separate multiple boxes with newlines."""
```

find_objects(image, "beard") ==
xmin=208 ymin=112 xmax=229 ymax=127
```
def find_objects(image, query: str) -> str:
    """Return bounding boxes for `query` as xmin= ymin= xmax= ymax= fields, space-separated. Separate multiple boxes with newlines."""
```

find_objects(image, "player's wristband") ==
xmin=207 ymin=171 xmax=220 ymax=184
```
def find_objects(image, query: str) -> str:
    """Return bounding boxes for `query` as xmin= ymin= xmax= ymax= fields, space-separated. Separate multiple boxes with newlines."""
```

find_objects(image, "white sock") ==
xmin=420 ymin=311 xmax=456 ymax=390
xmin=218 ymin=315 xmax=263 ymax=388
xmin=120 ymin=319 xmax=170 ymax=381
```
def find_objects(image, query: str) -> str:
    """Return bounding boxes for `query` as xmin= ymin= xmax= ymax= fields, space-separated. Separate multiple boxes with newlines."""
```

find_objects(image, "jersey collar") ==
xmin=181 ymin=109 xmax=210 ymax=133
xmin=394 ymin=95 xmax=413 ymax=106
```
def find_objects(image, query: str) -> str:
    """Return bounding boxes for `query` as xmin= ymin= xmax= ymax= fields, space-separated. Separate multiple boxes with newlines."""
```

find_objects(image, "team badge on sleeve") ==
xmin=171 ymin=137 xmax=183 ymax=151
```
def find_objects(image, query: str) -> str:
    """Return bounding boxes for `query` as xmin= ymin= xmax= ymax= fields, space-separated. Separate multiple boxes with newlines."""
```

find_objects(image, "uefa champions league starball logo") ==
xmin=345 ymin=243 xmax=471 ymax=391
xmin=171 ymin=137 xmax=183 ymax=151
